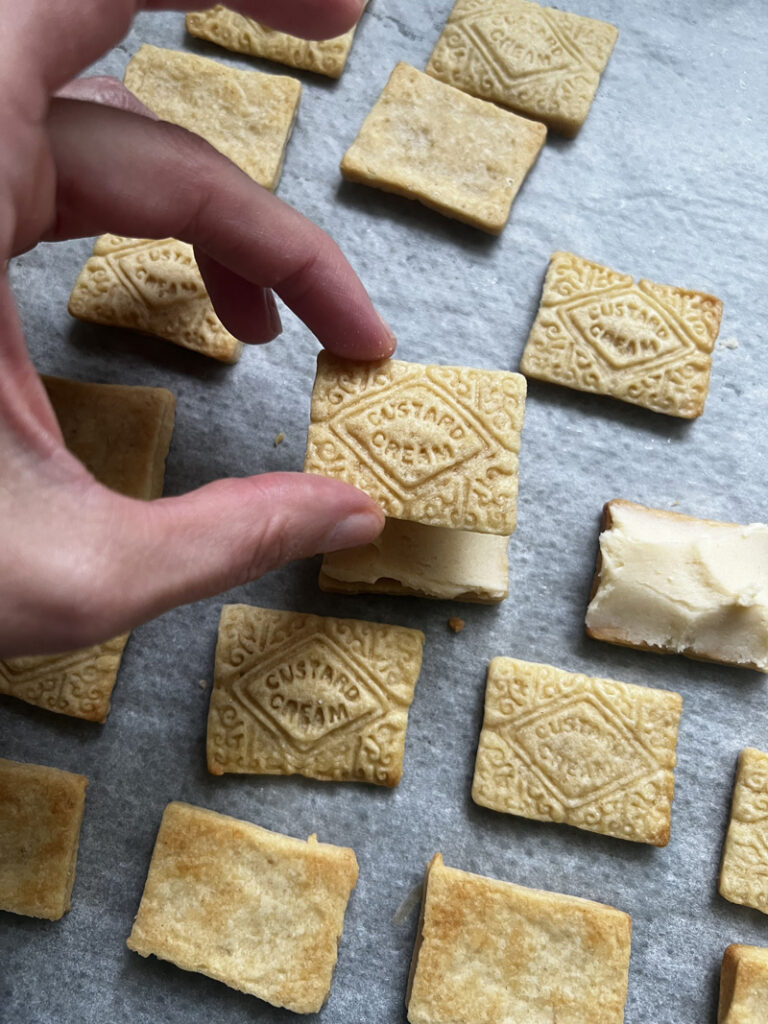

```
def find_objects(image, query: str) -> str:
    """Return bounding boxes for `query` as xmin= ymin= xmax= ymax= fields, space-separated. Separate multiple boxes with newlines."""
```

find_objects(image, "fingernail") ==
xmin=321 ymin=510 xmax=384 ymax=552
xmin=265 ymin=290 xmax=282 ymax=340
xmin=377 ymin=313 xmax=397 ymax=355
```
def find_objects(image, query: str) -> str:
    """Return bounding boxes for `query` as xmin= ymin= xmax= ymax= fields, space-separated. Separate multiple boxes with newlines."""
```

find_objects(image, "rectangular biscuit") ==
xmin=0 ymin=758 xmax=88 ymax=920
xmin=427 ymin=0 xmax=618 ymax=137
xmin=124 ymin=45 xmax=301 ymax=191
xmin=406 ymin=853 xmax=632 ymax=1024
xmin=208 ymin=605 xmax=424 ymax=785
xmin=472 ymin=657 xmax=682 ymax=845
xmin=720 ymin=749 xmax=768 ymax=916
xmin=0 ymin=376 xmax=175 ymax=722
xmin=719 ymin=944 xmax=768 ymax=1023
xmin=127 ymin=802 xmax=358 ymax=1013
xmin=340 ymin=63 xmax=546 ymax=234
xmin=68 ymin=235 xmax=243 ymax=363
xmin=520 ymin=251 xmax=723 ymax=417
xmin=586 ymin=500 xmax=768 ymax=671
xmin=320 ymin=518 xmax=510 ymax=603
xmin=304 ymin=353 xmax=527 ymax=535
xmin=186 ymin=3 xmax=367 ymax=78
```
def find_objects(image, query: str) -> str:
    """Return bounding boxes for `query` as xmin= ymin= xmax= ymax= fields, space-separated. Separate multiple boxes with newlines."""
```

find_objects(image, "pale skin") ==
xmin=0 ymin=0 xmax=392 ymax=658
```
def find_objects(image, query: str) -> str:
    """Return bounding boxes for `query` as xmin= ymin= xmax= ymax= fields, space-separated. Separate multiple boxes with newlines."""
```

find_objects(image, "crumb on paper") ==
xmin=198 ymin=679 xmax=208 ymax=690
xmin=670 ymin=500 xmax=680 ymax=507
xmin=448 ymin=617 xmax=465 ymax=634
xmin=717 ymin=336 xmax=739 ymax=350
xmin=274 ymin=432 xmax=285 ymax=446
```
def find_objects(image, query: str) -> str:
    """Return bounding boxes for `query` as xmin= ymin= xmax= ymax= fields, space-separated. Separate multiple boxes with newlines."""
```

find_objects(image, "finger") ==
xmin=0 ymin=275 xmax=62 ymax=442
xmin=194 ymin=249 xmax=282 ymax=345
xmin=46 ymin=99 xmax=396 ymax=358
xmin=56 ymin=76 xmax=158 ymax=118
xmin=4 ymin=471 xmax=384 ymax=656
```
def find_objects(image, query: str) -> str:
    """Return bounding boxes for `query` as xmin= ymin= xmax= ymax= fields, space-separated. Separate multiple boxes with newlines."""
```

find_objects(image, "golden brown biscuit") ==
xmin=68 ymin=235 xmax=242 ymax=363
xmin=208 ymin=605 xmax=424 ymax=785
xmin=127 ymin=802 xmax=358 ymax=1013
xmin=304 ymin=353 xmax=527 ymax=535
xmin=520 ymin=251 xmax=722 ymax=417
xmin=0 ymin=758 xmax=88 ymax=920
xmin=340 ymin=63 xmax=546 ymax=234
xmin=472 ymin=657 xmax=682 ymax=845
xmin=319 ymin=519 xmax=510 ymax=603
xmin=719 ymin=944 xmax=768 ymax=1023
xmin=124 ymin=45 xmax=301 ymax=190
xmin=0 ymin=376 xmax=175 ymax=721
xmin=720 ymin=749 xmax=768 ymax=915
xmin=186 ymin=3 xmax=367 ymax=78
xmin=427 ymin=0 xmax=618 ymax=137
xmin=586 ymin=500 xmax=768 ymax=671
xmin=406 ymin=853 xmax=632 ymax=1023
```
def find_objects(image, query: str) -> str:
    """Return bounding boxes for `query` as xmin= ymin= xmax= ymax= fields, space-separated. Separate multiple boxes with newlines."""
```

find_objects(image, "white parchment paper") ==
xmin=2 ymin=2 xmax=768 ymax=1022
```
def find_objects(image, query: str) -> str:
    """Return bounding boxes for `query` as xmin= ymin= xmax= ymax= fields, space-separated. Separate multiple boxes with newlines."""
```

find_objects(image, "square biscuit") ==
xmin=472 ymin=657 xmax=682 ymax=845
xmin=127 ymin=802 xmax=358 ymax=1013
xmin=720 ymin=749 xmax=768 ymax=915
xmin=0 ymin=376 xmax=175 ymax=722
xmin=43 ymin=375 xmax=176 ymax=501
xmin=186 ymin=4 xmax=366 ymax=79
xmin=586 ymin=500 xmax=768 ymax=672
xmin=406 ymin=853 xmax=632 ymax=1024
xmin=124 ymin=45 xmax=301 ymax=191
xmin=208 ymin=605 xmax=424 ymax=786
xmin=320 ymin=518 xmax=510 ymax=603
xmin=427 ymin=0 xmax=618 ymax=137
xmin=340 ymin=63 xmax=546 ymax=234
xmin=719 ymin=944 xmax=768 ymax=1023
xmin=0 ymin=758 xmax=88 ymax=920
xmin=68 ymin=235 xmax=243 ymax=363
xmin=520 ymin=251 xmax=723 ymax=417
xmin=304 ymin=353 xmax=527 ymax=535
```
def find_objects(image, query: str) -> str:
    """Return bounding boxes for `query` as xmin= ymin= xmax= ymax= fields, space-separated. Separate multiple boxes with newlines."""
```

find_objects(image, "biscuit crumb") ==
xmin=448 ymin=617 xmax=465 ymax=634
xmin=198 ymin=679 xmax=208 ymax=690
xmin=274 ymin=432 xmax=285 ymax=446
xmin=670 ymin=500 xmax=680 ymax=507
xmin=717 ymin=336 xmax=739 ymax=350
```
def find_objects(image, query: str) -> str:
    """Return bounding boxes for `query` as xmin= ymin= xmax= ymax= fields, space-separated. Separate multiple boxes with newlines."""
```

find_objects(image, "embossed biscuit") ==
xmin=124 ymin=45 xmax=301 ymax=190
xmin=0 ymin=376 xmax=175 ymax=722
xmin=472 ymin=657 xmax=682 ymax=845
xmin=586 ymin=500 xmax=768 ymax=671
xmin=127 ymin=802 xmax=358 ymax=1013
xmin=320 ymin=519 xmax=510 ymax=603
xmin=186 ymin=3 xmax=367 ymax=78
xmin=720 ymin=749 xmax=768 ymax=915
xmin=520 ymin=251 xmax=723 ymax=417
xmin=426 ymin=0 xmax=618 ymax=137
xmin=406 ymin=853 xmax=632 ymax=1023
xmin=340 ymin=63 xmax=546 ymax=234
xmin=719 ymin=944 xmax=768 ymax=1023
xmin=0 ymin=758 xmax=88 ymax=920
xmin=304 ymin=353 xmax=527 ymax=534
xmin=69 ymin=235 xmax=242 ymax=363
xmin=208 ymin=605 xmax=424 ymax=785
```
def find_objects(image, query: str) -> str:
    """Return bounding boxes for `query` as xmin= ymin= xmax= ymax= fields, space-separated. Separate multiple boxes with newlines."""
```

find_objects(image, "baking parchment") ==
xmin=2 ymin=1 xmax=768 ymax=1021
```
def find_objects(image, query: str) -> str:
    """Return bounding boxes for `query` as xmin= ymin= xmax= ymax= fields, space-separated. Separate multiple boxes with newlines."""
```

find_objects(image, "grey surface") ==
xmin=2 ymin=1 xmax=767 ymax=1022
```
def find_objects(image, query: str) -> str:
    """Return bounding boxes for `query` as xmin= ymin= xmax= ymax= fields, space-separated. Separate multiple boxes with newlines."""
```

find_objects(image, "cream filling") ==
xmin=322 ymin=519 xmax=509 ymax=601
xmin=586 ymin=504 xmax=768 ymax=669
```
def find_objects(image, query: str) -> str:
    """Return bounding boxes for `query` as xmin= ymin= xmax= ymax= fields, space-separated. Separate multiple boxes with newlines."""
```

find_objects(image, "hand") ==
xmin=0 ymin=0 xmax=390 ymax=658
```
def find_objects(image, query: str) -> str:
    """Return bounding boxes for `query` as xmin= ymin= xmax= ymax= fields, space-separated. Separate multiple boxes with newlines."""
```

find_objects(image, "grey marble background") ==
xmin=2 ymin=1 xmax=767 ymax=1022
